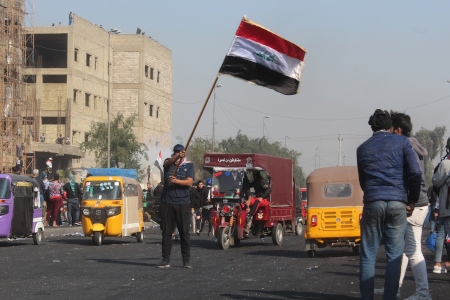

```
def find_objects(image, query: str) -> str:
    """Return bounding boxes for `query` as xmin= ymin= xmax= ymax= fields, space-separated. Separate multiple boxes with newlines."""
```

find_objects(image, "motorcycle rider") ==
xmin=243 ymin=170 xmax=271 ymax=237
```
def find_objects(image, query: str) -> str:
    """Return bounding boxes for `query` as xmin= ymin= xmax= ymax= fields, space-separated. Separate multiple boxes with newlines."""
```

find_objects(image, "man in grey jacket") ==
xmin=357 ymin=109 xmax=422 ymax=300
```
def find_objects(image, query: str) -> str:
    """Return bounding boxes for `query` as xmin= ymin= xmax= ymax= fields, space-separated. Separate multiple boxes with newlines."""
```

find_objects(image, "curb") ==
xmin=44 ymin=221 xmax=158 ymax=237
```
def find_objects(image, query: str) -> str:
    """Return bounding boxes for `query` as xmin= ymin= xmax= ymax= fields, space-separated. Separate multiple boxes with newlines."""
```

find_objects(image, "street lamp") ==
xmin=107 ymin=28 xmax=120 ymax=168
xmin=211 ymin=83 xmax=221 ymax=152
xmin=263 ymin=116 xmax=270 ymax=138
xmin=285 ymin=135 xmax=289 ymax=147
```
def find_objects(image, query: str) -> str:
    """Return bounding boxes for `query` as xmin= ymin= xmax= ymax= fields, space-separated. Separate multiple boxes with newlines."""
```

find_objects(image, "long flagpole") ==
xmin=173 ymin=75 xmax=219 ymax=175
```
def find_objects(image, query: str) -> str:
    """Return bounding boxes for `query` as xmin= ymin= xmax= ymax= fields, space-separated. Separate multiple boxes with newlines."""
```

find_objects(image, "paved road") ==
xmin=0 ymin=224 xmax=448 ymax=299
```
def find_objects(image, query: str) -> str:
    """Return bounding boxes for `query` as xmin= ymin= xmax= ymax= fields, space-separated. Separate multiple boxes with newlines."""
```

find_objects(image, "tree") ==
xmin=186 ymin=131 xmax=305 ymax=186
xmin=80 ymin=113 xmax=149 ymax=180
xmin=414 ymin=126 xmax=446 ymax=187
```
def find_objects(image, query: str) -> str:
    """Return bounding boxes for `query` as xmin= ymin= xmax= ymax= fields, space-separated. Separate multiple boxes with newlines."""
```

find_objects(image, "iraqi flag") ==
xmin=154 ymin=151 xmax=163 ymax=177
xmin=219 ymin=17 xmax=306 ymax=95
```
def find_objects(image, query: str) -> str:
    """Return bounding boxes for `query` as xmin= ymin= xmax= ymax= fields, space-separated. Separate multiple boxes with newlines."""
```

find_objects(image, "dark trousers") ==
xmin=200 ymin=208 xmax=212 ymax=232
xmin=67 ymin=198 xmax=80 ymax=225
xmin=160 ymin=202 xmax=191 ymax=263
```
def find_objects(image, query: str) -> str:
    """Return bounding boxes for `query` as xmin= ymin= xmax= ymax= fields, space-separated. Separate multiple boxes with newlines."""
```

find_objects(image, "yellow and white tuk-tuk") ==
xmin=81 ymin=176 xmax=144 ymax=246
xmin=304 ymin=166 xmax=363 ymax=258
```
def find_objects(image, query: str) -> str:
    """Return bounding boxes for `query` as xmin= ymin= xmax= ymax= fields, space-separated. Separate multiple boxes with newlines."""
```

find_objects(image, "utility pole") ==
xmin=211 ymin=83 xmax=221 ymax=152
xmin=315 ymin=148 xmax=320 ymax=169
xmin=337 ymin=134 xmax=343 ymax=166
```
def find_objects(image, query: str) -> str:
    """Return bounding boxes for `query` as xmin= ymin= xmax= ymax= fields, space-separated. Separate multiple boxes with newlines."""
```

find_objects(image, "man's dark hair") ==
xmin=53 ymin=173 xmax=60 ymax=180
xmin=368 ymin=109 xmax=392 ymax=132
xmin=197 ymin=180 xmax=203 ymax=185
xmin=390 ymin=111 xmax=412 ymax=137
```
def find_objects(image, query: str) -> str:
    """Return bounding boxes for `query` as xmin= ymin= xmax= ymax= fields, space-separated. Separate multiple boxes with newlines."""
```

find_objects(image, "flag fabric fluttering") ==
xmin=219 ymin=17 xmax=307 ymax=95
xmin=154 ymin=151 xmax=163 ymax=177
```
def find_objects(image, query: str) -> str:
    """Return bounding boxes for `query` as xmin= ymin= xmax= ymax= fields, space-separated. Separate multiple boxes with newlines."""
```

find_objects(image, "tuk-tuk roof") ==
xmin=0 ymin=174 xmax=39 ymax=188
xmin=203 ymin=153 xmax=294 ymax=207
xmin=306 ymin=166 xmax=363 ymax=207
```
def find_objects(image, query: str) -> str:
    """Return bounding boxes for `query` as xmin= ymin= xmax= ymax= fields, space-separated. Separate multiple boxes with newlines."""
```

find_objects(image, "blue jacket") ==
xmin=357 ymin=131 xmax=422 ymax=204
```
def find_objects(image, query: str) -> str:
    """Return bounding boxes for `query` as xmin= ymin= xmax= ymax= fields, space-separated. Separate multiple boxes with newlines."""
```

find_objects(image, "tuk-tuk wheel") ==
xmin=218 ymin=226 xmax=231 ymax=250
xmin=307 ymin=250 xmax=316 ymax=258
xmin=136 ymin=230 xmax=144 ymax=243
xmin=295 ymin=222 xmax=303 ymax=236
xmin=271 ymin=223 xmax=284 ymax=246
xmin=33 ymin=229 xmax=44 ymax=245
xmin=93 ymin=232 xmax=103 ymax=246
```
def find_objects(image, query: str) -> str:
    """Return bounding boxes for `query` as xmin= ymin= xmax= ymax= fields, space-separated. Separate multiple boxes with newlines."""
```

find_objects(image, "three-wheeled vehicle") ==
xmin=0 ymin=174 xmax=45 ymax=245
xmin=203 ymin=153 xmax=300 ymax=250
xmin=304 ymin=166 xmax=363 ymax=258
xmin=81 ymin=176 xmax=145 ymax=246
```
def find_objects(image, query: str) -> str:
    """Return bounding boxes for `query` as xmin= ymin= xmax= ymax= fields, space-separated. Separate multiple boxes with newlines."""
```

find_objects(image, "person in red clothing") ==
xmin=45 ymin=173 xmax=65 ymax=227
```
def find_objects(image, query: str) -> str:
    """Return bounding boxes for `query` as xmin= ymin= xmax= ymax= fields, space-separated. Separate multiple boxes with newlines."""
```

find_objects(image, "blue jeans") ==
xmin=427 ymin=204 xmax=435 ymax=231
xmin=360 ymin=201 xmax=406 ymax=300
xmin=434 ymin=216 xmax=447 ymax=263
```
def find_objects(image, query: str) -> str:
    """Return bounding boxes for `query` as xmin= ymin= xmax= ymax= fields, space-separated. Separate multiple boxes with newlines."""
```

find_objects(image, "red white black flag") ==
xmin=219 ymin=17 xmax=307 ymax=95
xmin=154 ymin=150 xmax=163 ymax=176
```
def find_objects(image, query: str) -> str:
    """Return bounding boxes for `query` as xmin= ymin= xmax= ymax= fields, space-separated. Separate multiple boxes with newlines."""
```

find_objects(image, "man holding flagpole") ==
xmin=157 ymin=144 xmax=195 ymax=269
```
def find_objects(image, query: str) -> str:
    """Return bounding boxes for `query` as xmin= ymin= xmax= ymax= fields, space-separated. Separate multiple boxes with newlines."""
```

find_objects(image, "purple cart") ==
xmin=0 ymin=174 xmax=45 ymax=245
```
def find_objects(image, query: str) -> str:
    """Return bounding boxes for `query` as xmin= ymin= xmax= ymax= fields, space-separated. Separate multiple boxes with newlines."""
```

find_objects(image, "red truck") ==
xmin=203 ymin=152 xmax=300 ymax=250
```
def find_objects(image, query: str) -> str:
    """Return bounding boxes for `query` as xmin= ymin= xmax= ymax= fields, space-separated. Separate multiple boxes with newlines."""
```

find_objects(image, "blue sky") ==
xmin=33 ymin=1 xmax=450 ymax=176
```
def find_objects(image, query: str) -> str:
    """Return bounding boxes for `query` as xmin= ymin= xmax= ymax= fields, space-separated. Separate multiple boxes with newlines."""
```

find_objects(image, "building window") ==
xmin=150 ymin=68 xmax=154 ymax=80
xmin=73 ymin=89 xmax=78 ymax=103
xmin=157 ymin=71 xmax=160 ymax=83
xmin=149 ymin=104 xmax=153 ymax=117
xmin=95 ymin=57 xmax=98 ymax=69
xmin=145 ymin=65 xmax=149 ymax=78
xmin=74 ymin=48 xmax=78 ymax=61
xmin=86 ymin=53 xmax=91 ymax=67
xmin=85 ymin=93 xmax=90 ymax=107
xmin=156 ymin=106 xmax=159 ymax=118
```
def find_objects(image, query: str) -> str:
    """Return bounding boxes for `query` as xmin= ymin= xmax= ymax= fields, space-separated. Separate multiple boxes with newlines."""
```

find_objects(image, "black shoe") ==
xmin=156 ymin=260 xmax=170 ymax=268
xmin=183 ymin=262 xmax=192 ymax=269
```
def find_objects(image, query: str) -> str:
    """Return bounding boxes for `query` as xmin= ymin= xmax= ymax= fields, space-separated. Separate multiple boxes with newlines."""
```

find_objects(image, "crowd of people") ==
xmin=27 ymin=168 xmax=83 ymax=228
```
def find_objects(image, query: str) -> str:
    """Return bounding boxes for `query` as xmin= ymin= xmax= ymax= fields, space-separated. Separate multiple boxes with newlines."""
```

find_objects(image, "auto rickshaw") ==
xmin=304 ymin=166 xmax=363 ymax=258
xmin=0 ymin=174 xmax=45 ymax=245
xmin=81 ymin=176 xmax=145 ymax=246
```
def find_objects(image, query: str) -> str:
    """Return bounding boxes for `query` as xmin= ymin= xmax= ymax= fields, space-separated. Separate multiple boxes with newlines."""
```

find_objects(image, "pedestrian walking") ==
xmin=63 ymin=173 xmax=82 ymax=226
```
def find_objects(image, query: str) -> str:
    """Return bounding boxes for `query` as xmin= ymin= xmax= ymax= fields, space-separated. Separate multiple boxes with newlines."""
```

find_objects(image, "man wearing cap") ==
xmin=357 ymin=109 xmax=422 ymax=300
xmin=157 ymin=144 xmax=195 ymax=269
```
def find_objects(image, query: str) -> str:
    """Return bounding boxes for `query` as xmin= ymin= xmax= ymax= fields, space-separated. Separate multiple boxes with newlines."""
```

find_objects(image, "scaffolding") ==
xmin=0 ymin=0 xmax=35 ymax=174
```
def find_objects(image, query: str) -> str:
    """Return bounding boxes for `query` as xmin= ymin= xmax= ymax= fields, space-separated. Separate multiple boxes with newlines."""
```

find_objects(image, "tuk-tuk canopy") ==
xmin=306 ymin=166 xmax=363 ymax=207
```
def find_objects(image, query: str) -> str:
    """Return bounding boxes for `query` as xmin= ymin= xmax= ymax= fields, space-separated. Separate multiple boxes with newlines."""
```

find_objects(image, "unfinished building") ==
xmin=1 ymin=6 xmax=172 ymax=176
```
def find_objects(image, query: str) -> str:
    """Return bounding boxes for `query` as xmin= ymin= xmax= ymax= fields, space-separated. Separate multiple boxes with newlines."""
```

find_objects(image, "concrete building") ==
xmin=25 ymin=14 xmax=172 ymax=174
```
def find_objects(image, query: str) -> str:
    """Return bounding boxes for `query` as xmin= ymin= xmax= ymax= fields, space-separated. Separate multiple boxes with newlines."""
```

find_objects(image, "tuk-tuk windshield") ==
xmin=0 ymin=178 xmax=11 ymax=199
xmin=83 ymin=180 xmax=122 ymax=200
xmin=212 ymin=168 xmax=244 ymax=198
